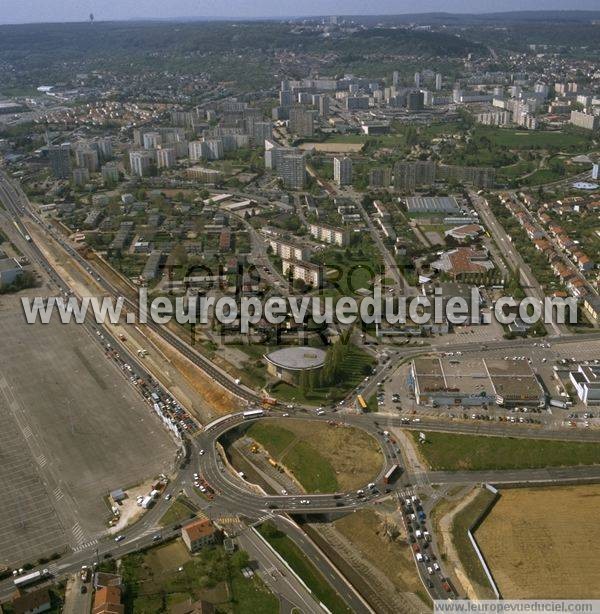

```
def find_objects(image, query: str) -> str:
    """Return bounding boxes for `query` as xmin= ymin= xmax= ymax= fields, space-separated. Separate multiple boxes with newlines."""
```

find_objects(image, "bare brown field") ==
xmin=334 ymin=510 xmax=429 ymax=608
xmin=298 ymin=142 xmax=364 ymax=153
xmin=149 ymin=328 xmax=243 ymax=418
xmin=475 ymin=484 xmax=600 ymax=598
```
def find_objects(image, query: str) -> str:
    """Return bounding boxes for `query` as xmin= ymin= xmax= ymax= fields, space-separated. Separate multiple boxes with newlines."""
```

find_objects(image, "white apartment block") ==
xmin=129 ymin=150 xmax=152 ymax=177
xmin=309 ymin=223 xmax=349 ymax=247
xmin=282 ymin=259 xmax=322 ymax=287
xmin=268 ymin=239 xmax=309 ymax=261
xmin=156 ymin=147 xmax=176 ymax=169
xmin=570 ymin=110 xmax=600 ymax=131
xmin=334 ymin=156 xmax=352 ymax=186
xmin=188 ymin=140 xmax=207 ymax=162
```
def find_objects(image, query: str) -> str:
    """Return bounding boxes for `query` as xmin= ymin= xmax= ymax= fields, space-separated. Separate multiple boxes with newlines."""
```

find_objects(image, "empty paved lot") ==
xmin=0 ymin=296 xmax=177 ymax=567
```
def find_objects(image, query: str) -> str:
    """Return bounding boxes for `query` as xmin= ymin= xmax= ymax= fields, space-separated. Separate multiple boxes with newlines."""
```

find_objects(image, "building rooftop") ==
xmin=92 ymin=586 xmax=123 ymax=614
xmin=405 ymin=196 xmax=460 ymax=214
xmin=264 ymin=346 xmax=327 ymax=371
xmin=412 ymin=357 xmax=492 ymax=397
xmin=12 ymin=588 xmax=51 ymax=614
xmin=431 ymin=247 xmax=493 ymax=275
xmin=183 ymin=518 xmax=217 ymax=542
xmin=484 ymin=359 xmax=544 ymax=403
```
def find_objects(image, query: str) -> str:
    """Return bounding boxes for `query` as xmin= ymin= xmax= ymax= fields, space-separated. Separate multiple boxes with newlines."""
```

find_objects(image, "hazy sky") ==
xmin=0 ymin=0 xmax=598 ymax=24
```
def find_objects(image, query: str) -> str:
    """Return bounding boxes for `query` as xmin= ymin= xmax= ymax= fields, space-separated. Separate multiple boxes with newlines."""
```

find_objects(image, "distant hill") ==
xmin=343 ymin=11 xmax=600 ymax=25
xmin=0 ymin=20 xmax=484 ymax=66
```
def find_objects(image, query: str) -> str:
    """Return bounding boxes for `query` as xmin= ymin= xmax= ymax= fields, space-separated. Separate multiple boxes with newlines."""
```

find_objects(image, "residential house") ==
xmin=181 ymin=518 xmax=218 ymax=553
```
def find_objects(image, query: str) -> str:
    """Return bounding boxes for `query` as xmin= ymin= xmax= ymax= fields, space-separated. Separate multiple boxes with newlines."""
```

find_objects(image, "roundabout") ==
xmin=195 ymin=410 xmax=405 ymax=517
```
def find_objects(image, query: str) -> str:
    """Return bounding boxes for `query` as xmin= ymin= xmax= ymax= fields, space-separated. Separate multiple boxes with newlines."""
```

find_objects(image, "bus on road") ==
xmin=243 ymin=409 xmax=265 ymax=420
xmin=14 ymin=569 xmax=50 ymax=588
xmin=356 ymin=395 xmax=368 ymax=411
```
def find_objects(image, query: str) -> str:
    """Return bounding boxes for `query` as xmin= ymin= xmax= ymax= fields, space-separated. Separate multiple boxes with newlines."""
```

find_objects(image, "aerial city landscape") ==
xmin=1 ymin=4 xmax=600 ymax=613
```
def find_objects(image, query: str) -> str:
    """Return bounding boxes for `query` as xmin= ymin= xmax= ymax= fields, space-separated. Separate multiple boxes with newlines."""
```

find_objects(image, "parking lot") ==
xmin=382 ymin=339 xmax=600 ymax=429
xmin=0 ymin=297 xmax=178 ymax=566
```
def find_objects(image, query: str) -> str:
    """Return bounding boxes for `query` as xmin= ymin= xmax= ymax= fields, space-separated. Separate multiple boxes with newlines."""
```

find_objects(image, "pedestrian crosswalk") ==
xmin=215 ymin=515 xmax=241 ymax=526
xmin=53 ymin=487 xmax=64 ymax=501
xmin=46 ymin=563 xmax=60 ymax=575
xmin=214 ymin=515 xmax=247 ymax=534
xmin=398 ymin=488 xmax=416 ymax=502
xmin=71 ymin=521 xmax=98 ymax=551
xmin=72 ymin=539 xmax=98 ymax=553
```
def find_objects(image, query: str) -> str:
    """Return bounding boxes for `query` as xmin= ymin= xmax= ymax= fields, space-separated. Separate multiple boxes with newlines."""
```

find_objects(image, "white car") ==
xmin=427 ymin=566 xmax=434 ymax=575
xmin=114 ymin=535 xmax=125 ymax=542
xmin=199 ymin=449 xmax=205 ymax=456
xmin=433 ymin=562 xmax=440 ymax=571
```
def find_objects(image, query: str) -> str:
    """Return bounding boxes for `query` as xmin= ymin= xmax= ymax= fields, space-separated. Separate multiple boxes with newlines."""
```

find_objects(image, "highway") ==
xmin=2 ymin=169 xmax=600 ymax=611
xmin=0 ymin=172 xmax=264 ymax=409
xmin=236 ymin=527 xmax=326 ymax=614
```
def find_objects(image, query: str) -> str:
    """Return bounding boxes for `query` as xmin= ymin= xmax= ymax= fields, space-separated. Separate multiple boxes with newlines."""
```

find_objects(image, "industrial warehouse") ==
xmin=410 ymin=357 xmax=546 ymax=407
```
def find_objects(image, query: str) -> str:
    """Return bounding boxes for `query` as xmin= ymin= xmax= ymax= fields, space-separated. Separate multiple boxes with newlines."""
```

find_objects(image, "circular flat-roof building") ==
xmin=264 ymin=346 xmax=327 ymax=385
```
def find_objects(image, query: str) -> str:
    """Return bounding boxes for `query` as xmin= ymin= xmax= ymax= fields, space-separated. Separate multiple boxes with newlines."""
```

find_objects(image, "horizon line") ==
xmin=2 ymin=8 xmax=600 ymax=27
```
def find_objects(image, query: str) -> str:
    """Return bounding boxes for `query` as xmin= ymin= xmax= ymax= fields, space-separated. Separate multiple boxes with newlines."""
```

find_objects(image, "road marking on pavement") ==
xmin=73 ymin=539 xmax=98 ymax=553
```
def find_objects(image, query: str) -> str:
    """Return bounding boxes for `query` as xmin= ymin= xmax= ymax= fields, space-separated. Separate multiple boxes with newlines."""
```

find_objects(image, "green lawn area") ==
xmin=159 ymin=496 xmax=198 ymax=526
xmin=229 ymin=566 xmax=279 ymax=614
xmin=283 ymin=440 xmax=338 ymax=492
xmin=246 ymin=422 xmax=338 ymax=492
xmin=258 ymin=522 xmax=352 ymax=614
xmin=450 ymin=488 xmax=497 ymax=596
xmin=120 ymin=540 xmax=277 ymax=613
xmin=245 ymin=422 xmax=296 ymax=457
xmin=474 ymin=126 xmax=594 ymax=151
xmin=497 ymin=158 xmax=536 ymax=180
xmin=411 ymin=431 xmax=600 ymax=471
xmin=316 ymin=249 xmax=384 ymax=297
xmin=518 ymin=168 xmax=565 ymax=186
xmin=324 ymin=134 xmax=369 ymax=144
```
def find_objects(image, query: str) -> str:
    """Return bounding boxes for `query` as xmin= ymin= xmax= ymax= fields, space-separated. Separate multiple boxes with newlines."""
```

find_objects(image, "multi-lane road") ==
xmin=2 ymin=169 xmax=600 ymax=611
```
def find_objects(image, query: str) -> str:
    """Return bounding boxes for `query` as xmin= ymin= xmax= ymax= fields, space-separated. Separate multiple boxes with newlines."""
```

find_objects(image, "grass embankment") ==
xmin=245 ymin=418 xmax=383 ymax=492
xmin=258 ymin=522 xmax=352 ymax=614
xmin=410 ymin=431 xmax=600 ymax=471
xmin=159 ymin=496 xmax=198 ymax=526
xmin=450 ymin=488 xmax=497 ymax=595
